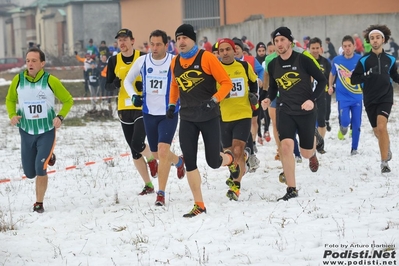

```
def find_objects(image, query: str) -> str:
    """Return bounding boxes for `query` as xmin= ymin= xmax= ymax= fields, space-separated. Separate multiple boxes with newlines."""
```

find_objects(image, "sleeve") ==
xmin=302 ymin=55 xmax=327 ymax=101
xmin=124 ymin=55 xmax=145 ymax=98
xmin=350 ymin=59 xmax=367 ymax=85
xmin=202 ymin=52 xmax=233 ymax=102
xmin=169 ymin=57 xmax=179 ymax=106
xmin=330 ymin=58 xmax=337 ymax=76
xmin=246 ymin=62 xmax=259 ymax=93
xmin=105 ymin=56 xmax=117 ymax=91
xmin=254 ymin=59 xmax=264 ymax=82
xmin=48 ymin=75 xmax=74 ymax=117
xmin=303 ymin=50 xmax=320 ymax=69
xmin=389 ymin=56 xmax=399 ymax=84
xmin=267 ymin=59 xmax=278 ymax=101
xmin=247 ymin=41 xmax=255 ymax=51
xmin=101 ymin=65 xmax=107 ymax=77
xmin=264 ymin=53 xmax=275 ymax=73
xmin=5 ymin=75 xmax=20 ymax=119
xmin=75 ymin=55 xmax=85 ymax=63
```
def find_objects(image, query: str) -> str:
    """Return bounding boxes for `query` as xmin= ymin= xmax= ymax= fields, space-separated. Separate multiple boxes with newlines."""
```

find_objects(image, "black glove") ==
xmin=200 ymin=98 xmax=218 ymax=112
xmin=74 ymin=51 xmax=78 ymax=55
xmin=113 ymin=78 xmax=121 ymax=89
xmin=166 ymin=105 xmax=176 ymax=119
xmin=248 ymin=93 xmax=258 ymax=105
xmin=365 ymin=66 xmax=379 ymax=77
xmin=135 ymin=81 xmax=143 ymax=92
xmin=249 ymin=93 xmax=259 ymax=111
xmin=132 ymin=95 xmax=143 ymax=107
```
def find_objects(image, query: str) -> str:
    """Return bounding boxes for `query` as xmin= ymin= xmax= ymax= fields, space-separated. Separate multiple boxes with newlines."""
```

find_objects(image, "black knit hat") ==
xmin=232 ymin=37 xmax=244 ymax=50
xmin=175 ymin=24 xmax=196 ymax=42
xmin=272 ymin=27 xmax=294 ymax=43
xmin=256 ymin=42 xmax=266 ymax=51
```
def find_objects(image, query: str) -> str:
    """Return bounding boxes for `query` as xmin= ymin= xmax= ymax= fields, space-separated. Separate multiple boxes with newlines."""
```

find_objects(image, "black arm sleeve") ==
xmin=267 ymin=58 xmax=278 ymax=101
xmin=350 ymin=60 xmax=367 ymax=85
xmin=248 ymin=80 xmax=258 ymax=94
xmin=301 ymin=55 xmax=327 ymax=101
xmin=389 ymin=59 xmax=399 ymax=84
xmin=105 ymin=55 xmax=117 ymax=91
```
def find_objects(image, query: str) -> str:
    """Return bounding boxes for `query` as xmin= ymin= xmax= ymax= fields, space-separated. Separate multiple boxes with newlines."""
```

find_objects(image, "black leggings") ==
xmin=119 ymin=110 xmax=147 ymax=159
xmin=179 ymin=117 xmax=223 ymax=172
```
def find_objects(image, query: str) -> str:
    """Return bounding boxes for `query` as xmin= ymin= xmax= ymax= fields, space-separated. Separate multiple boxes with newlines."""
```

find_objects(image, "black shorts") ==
xmin=220 ymin=118 xmax=251 ymax=148
xmin=277 ymin=110 xmax=316 ymax=150
xmin=365 ymin=102 xmax=392 ymax=128
xmin=118 ymin=109 xmax=143 ymax=124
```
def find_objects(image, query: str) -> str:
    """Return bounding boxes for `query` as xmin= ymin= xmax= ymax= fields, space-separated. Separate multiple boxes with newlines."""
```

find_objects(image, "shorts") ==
xmin=365 ymin=102 xmax=392 ymax=128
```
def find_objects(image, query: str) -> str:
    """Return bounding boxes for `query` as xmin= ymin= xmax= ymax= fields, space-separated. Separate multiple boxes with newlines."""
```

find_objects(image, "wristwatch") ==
xmin=56 ymin=115 xmax=64 ymax=122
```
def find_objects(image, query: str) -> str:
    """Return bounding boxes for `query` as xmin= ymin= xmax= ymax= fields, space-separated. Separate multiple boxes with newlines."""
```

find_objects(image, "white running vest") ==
xmin=17 ymin=72 xmax=56 ymax=135
xmin=141 ymin=53 xmax=173 ymax=115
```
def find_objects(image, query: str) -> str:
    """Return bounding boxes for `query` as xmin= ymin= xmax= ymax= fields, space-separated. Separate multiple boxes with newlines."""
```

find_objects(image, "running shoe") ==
xmin=139 ymin=185 xmax=154 ymax=195
xmin=277 ymin=187 xmax=298 ymax=201
xmin=147 ymin=159 xmax=158 ymax=178
xmin=183 ymin=204 xmax=207 ymax=218
xmin=33 ymin=202 xmax=44 ymax=213
xmin=155 ymin=192 xmax=165 ymax=206
xmin=309 ymin=154 xmax=319 ymax=172
xmin=48 ymin=153 xmax=56 ymax=166
xmin=176 ymin=156 xmax=185 ymax=179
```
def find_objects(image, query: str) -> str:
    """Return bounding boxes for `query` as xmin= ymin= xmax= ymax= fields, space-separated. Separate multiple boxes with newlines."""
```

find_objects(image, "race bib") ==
xmin=146 ymin=75 xmax=168 ymax=95
xmin=89 ymin=76 xmax=97 ymax=83
xmin=23 ymin=100 xmax=47 ymax=119
xmin=229 ymin=77 xmax=245 ymax=98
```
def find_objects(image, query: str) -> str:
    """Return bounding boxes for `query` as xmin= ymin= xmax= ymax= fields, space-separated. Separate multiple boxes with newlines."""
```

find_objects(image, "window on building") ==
xmin=183 ymin=0 xmax=220 ymax=30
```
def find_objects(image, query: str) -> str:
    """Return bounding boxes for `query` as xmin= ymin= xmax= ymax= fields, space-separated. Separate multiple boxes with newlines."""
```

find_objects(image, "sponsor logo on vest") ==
xmin=276 ymin=72 xmax=301 ymax=90
xmin=175 ymin=70 xmax=205 ymax=92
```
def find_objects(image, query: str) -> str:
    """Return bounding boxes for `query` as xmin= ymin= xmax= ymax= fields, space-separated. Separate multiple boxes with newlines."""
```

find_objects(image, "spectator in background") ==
xmin=86 ymin=38 xmax=99 ymax=59
xmin=353 ymin=34 xmax=364 ymax=55
xmin=241 ymin=36 xmax=255 ymax=51
xmin=389 ymin=38 xmax=399 ymax=60
xmin=167 ymin=36 xmax=177 ymax=55
xmin=99 ymin=40 xmax=110 ymax=58
xmin=202 ymin=36 xmax=212 ymax=52
xmin=303 ymin=36 xmax=310 ymax=49
xmin=87 ymin=61 xmax=100 ymax=110
xmin=325 ymin=37 xmax=337 ymax=60
xmin=143 ymin=42 xmax=150 ymax=52
xmin=98 ymin=54 xmax=108 ymax=98
xmin=109 ymin=41 xmax=120 ymax=56
xmin=75 ymin=51 xmax=93 ymax=96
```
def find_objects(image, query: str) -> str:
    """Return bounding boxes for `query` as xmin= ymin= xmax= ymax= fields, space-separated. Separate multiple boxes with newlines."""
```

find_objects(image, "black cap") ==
xmin=272 ymin=27 xmax=294 ymax=43
xmin=232 ymin=37 xmax=244 ymax=51
xmin=175 ymin=24 xmax=196 ymax=42
xmin=256 ymin=42 xmax=266 ymax=51
xmin=115 ymin=28 xmax=133 ymax=39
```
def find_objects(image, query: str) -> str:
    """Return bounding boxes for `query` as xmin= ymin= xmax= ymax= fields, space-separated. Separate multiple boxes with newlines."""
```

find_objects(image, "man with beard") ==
xmin=261 ymin=27 xmax=327 ymax=201
xmin=106 ymin=29 xmax=159 ymax=196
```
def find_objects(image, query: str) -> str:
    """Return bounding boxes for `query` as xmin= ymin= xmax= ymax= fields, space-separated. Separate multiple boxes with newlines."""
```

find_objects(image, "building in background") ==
xmin=0 ymin=0 xmax=120 ymax=59
xmin=120 ymin=0 xmax=399 ymax=53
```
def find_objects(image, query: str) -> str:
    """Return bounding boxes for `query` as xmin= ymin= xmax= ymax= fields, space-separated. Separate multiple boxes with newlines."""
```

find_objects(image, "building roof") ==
xmin=22 ymin=0 xmax=116 ymax=8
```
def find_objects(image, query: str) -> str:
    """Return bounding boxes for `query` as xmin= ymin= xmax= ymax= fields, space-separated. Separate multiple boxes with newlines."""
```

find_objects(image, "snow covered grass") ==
xmin=0 ymin=94 xmax=398 ymax=265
